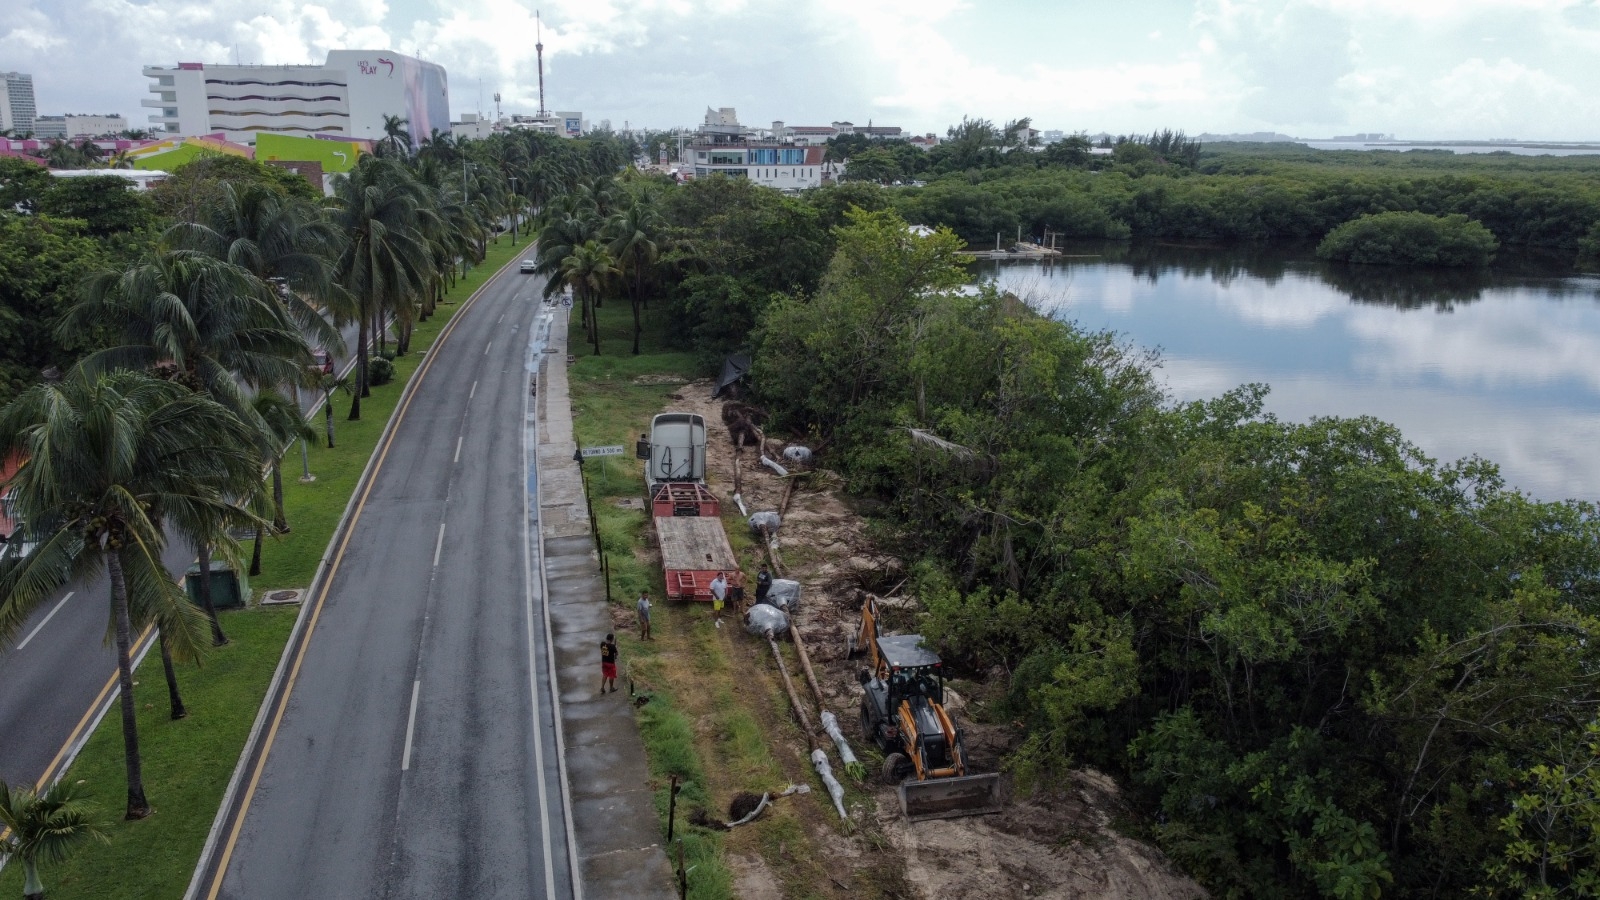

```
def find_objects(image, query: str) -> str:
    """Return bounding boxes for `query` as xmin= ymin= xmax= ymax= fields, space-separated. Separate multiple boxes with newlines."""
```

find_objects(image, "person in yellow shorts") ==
xmin=709 ymin=571 xmax=728 ymax=627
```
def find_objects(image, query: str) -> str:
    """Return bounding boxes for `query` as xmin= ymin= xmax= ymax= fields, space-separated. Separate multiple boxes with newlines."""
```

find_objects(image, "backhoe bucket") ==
xmin=898 ymin=772 xmax=1006 ymax=822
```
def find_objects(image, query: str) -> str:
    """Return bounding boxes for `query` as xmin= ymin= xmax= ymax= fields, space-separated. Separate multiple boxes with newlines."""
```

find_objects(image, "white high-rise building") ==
xmin=1 ymin=73 xmax=38 ymax=136
xmin=142 ymin=51 xmax=450 ymax=147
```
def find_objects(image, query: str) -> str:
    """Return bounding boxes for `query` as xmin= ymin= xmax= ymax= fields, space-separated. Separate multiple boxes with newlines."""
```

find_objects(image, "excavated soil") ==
xmin=662 ymin=381 xmax=1205 ymax=899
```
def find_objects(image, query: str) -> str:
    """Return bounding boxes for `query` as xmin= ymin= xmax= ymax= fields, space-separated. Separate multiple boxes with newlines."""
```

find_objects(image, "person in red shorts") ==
xmin=599 ymin=633 xmax=618 ymax=694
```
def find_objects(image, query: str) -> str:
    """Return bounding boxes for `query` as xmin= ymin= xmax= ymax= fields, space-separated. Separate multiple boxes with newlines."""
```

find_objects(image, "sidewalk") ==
xmin=537 ymin=307 xmax=677 ymax=899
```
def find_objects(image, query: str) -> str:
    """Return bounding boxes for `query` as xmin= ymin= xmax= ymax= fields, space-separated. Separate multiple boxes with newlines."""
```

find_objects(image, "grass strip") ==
xmin=0 ymin=238 xmax=526 ymax=900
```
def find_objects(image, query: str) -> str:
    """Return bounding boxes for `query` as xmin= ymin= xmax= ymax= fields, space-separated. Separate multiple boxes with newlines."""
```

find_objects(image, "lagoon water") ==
xmin=977 ymin=244 xmax=1600 ymax=502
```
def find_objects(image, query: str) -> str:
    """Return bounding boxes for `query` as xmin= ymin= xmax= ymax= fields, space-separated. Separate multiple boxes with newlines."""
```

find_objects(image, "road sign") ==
xmin=581 ymin=445 xmax=625 ymax=458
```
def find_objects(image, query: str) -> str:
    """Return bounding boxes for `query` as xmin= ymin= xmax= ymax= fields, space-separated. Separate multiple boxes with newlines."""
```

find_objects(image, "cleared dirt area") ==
xmin=647 ymin=380 xmax=1205 ymax=899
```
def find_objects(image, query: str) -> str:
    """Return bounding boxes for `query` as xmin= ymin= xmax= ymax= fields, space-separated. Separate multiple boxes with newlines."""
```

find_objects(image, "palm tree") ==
xmin=247 ymin=392 xmax=315 ymax=576
xmin=59 ymin=249 xmax=313 ymax=642
xmin=61 ymin=250 xmax=315 ymax=421
xmin=165 ymin=182 xmax=346 ymax=358
xmin=313 ymin=371 xmax=351 ymax=448
xmin=607 ymin=195 xmax=664 ymax=354
xmin=0 ymin=370 xmax=265 ymax=818
xmin=379 ymin=114 xmax=412 ymax=158
xmin=558 ymin=240 xmax=618 ymax=356
xmin=0 ymin=778 xmax=108 ymax=899
xmin=533 ymin=201 xmax=601 ymax=300
xmin=326 ymin=156 xmax=435 ymax=415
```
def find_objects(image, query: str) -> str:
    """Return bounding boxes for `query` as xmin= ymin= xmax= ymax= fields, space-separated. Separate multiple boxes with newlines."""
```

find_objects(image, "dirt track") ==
xmin=658 ymin=380 xmax=1206 ymax=899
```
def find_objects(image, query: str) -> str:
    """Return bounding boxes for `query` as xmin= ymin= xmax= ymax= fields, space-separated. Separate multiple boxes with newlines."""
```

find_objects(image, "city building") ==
xmin=786 ymin=125 xmax=837 ymax=146
xmin=1 ymin=73 xmax=38 ymax=136
xmin=142 ymin=50 xmax=450 ymax=147
xmin=684 ymin=107 xmax=823 ymax=191
xmin=33 ymin=114 xmax=129 ymax=141
xmin=453 ymin=112 xmax=499 ymax=140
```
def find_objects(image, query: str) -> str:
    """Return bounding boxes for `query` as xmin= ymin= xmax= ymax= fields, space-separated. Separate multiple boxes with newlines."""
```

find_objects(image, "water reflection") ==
xmin=975 ymin=244 xmax=1600 ymax=501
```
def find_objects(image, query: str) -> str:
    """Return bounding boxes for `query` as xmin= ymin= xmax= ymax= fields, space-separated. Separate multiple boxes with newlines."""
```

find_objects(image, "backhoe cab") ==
xmin=852 ymin=596 xmax=1005 ymax=821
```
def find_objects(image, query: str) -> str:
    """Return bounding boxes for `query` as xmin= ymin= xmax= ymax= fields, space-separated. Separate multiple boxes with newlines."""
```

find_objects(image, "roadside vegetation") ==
xmin=0 ymin=126 xmax=630 ymax=896
xmin=547 ymin=152 xmax=1600 ymax=897
xmin=813 ymin=119 xmax=1600 ymax=268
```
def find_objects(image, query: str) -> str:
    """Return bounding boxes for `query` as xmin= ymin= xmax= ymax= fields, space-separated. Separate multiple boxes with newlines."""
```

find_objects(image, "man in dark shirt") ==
xmin=600 ymin=633 xmax=618 ymax=694
xmin=755 ymin=564 xmax=773 ymax=605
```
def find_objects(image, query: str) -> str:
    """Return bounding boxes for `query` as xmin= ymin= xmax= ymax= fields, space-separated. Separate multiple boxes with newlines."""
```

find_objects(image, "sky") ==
xmin=7 ymin=0 xmax=1600 ymax=141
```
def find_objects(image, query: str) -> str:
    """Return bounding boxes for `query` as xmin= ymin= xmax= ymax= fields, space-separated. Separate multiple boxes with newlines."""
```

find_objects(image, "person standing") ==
xmin=709 ymin=572 xmax=728 ymax=627
xmin=636 ymin=591 xmax=653 ymax=641
xmin=729 ymin=569 xmax=747 ymax=613
xmin=599 ymin=633 xmax=618 ymax=694
xmin=755 ymin=564 xmax=773 ymax=605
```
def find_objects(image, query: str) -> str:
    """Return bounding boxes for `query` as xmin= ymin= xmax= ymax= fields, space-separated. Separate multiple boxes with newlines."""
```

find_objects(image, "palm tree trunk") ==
xmin=271 ymin=460 xmax=287 ymax=533
xmin=374 ymin=308 xmax=387 ymax=356
xmin=22 ymin=858 xmax=43 ymax=900
xmin=324 ymin=397 xmax=336 ymax=447
xmin=159 ymin=632 xmax=188 ymax=720
xmin=107 ymin=551 xmax=151 ymax=820
xmin=250 ymin=523 xmax=264 ymax=577
xmin=351 ymin=318 xmax=368 ymax=417
xmin=194 ymin=542 xmax=228 ymax=646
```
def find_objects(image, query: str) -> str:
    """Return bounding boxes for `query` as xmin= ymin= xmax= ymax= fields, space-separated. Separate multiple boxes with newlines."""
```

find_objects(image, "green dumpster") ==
xmin=185 ymin=560 xmax=250 ymax=609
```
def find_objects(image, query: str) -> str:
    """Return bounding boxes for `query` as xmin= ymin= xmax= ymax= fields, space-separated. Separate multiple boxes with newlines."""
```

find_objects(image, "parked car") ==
xmin=520 ymin=258 xmax=537 ymax=273
xmin=310 ymin=348 xmax=334 ymax=375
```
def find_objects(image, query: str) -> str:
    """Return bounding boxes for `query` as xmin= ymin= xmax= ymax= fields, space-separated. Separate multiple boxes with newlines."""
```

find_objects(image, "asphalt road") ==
xmin=0 ymin=319 xmax=368 ymax=793
xmin=205 ymin=260 xmax=574 ymax=898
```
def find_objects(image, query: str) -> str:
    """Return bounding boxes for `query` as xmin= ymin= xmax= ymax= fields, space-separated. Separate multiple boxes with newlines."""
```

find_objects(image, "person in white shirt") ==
xmin=636 ymin=591 xmax=653 ymax=641
xmin=709 ymin=572 xmax=728 ymax=627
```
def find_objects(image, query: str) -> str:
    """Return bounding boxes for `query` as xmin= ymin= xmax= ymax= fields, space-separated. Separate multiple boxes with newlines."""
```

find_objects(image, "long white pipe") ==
xmin=810 ymin=749 xmax=847 ymax=819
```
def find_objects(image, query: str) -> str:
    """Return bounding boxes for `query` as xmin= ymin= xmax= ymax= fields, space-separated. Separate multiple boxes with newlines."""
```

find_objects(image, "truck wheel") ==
xmin=882 ymin=752 xmax=908 ymax=785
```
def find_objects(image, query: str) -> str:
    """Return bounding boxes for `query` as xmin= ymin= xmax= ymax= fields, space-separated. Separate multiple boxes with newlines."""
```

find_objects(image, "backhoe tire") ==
xmin=882 ymin=752 xmax=909 ymax=785
xmin=859 ymin=701 xmax=875 ymax=744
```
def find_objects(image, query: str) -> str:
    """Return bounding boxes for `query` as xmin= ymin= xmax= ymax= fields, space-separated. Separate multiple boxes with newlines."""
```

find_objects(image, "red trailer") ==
xmin=651 ymin=482 xmax=721 ymax=518
xmin=656 ymin=517 xmax=738 ymax=601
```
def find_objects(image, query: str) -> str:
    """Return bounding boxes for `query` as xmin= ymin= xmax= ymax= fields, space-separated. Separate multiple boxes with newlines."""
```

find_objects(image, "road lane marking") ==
xmin=484 ymin=341 xmax=492 ymax=355
xmin=454 ymin=435 xmax=463 ymax=464
xmin=16 ymin=591 xmax=74 ymax=649
xmin=498 ymin=313 xmax=506 ymax=324
xmin=32 ymin=624 xmax=154 ymax=789
xmin=433 ymin=523 xmax=446 ymax=567
xmin=470 ymin=380 xmax=478 ymax=399
xmin=401 ymin=680 xmax=421 ymax=771
xmin=202 ymin=250 xmax=519 ymax=900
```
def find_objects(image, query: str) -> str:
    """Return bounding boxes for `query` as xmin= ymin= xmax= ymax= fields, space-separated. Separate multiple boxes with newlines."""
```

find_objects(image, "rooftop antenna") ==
xmin=536 ymin=10 xmax=549 ymax=118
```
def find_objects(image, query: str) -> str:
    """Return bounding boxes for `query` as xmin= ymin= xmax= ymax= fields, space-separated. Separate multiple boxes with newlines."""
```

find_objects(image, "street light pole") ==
xmin=509 ymin=175 xmax=519 ymax=245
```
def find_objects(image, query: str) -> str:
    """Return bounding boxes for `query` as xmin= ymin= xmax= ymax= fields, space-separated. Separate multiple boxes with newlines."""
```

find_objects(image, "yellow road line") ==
xmin=32 ymin=624 xmax=156 ymax=790
xmin=202 ymin=263 xmax=512 ymax=900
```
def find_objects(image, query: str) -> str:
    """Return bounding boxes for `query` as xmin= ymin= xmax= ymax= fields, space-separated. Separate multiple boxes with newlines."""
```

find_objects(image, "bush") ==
xmin=367 ymin=356 xmax=395 ymax=386
xmin=1317 ymin=211 xmax=1498 ymax=266
xmin=378 ymin=349 xmax=398 ymax=362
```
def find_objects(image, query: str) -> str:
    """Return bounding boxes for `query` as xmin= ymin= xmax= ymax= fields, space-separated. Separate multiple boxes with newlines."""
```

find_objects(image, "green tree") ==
xmin=326 ymin=156 xmax=435 ymax=416
xmin=0 ymin=370 xmax=264 ymax=818
xmin=607 ymin=192 xmax=664 ymax=354
xmin=557 ymin=240 xmax=618 ymax=355
xmin=0 ymin=778 xmax=108 ymax=900
xmin=1318 ymin=211 xmax=1500 ymax=266
xmin=36 ymin=176 xmax=154 ymax=238
xmin=0 ymin=216 xmax=107 ymax=403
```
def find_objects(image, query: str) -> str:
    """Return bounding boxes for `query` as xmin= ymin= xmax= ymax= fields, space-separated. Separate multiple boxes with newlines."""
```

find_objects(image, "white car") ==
xmin=519 ymin=259 xmax=537 ymax=274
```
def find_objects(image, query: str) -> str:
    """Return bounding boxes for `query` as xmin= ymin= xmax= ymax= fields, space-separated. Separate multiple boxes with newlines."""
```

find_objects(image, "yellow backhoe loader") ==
xmin=849 ymin=596 xmax=1005 ymax=821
